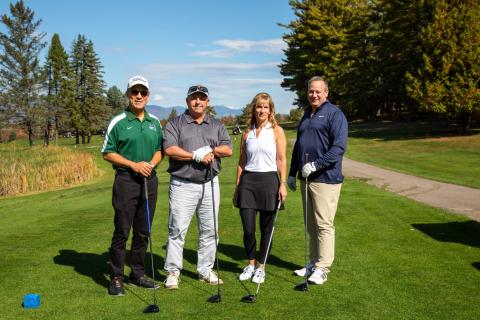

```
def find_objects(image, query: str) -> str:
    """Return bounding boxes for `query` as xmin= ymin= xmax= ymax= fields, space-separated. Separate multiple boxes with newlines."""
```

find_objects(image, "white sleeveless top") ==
xmin=244 ymin=122 xmax=277 ymax=172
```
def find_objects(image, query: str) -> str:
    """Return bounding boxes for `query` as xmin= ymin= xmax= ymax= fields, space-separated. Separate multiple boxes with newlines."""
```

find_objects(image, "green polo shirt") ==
xmin=101 ymin=107 xmax=163 ymax=171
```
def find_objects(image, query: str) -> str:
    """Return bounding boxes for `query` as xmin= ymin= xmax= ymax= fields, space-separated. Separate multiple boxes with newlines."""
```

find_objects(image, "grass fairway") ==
xmin=1 ymin=133 xmax=479 ymax=320
xmin=346 ymin=121 xmax=480 ymax=188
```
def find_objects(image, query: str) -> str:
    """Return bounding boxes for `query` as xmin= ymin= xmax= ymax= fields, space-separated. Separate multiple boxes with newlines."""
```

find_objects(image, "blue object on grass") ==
xmin=22 ymin=293 xmax=41 ymax=308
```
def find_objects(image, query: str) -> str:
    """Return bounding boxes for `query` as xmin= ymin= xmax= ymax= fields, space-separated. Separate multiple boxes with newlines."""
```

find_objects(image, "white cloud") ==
xmin=194 ymin=39 xmax=286 ymax=58
xmin=126 ymin=62 xmax=296 ymax=112
xmin=139 ymin=62 xmax=279 ymax=78
xmin=152 ymin=94 xmax=164 ymax=102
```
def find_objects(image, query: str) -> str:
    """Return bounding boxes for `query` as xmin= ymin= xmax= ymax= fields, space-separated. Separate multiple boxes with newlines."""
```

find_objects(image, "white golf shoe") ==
xmin=293 ymin=262 xmax=314 ymax=277
xmin=239 ymin=264 xmax=255 ymax=281
xmin=199 ymin=270 xmax=224 ymax=285
xmin=251 ymin=268 xmax=265 ymax=284
xmin=308 ymin=267 xmax=328 ymax=285
xmin=164 ymin=271 xmax=180 ymax=289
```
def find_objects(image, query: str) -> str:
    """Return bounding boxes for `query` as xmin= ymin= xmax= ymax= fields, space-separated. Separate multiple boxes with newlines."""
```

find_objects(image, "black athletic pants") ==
xmin=240 ymin=208 xmax=275 ymax=264
xmin=110 ymin=171 xmax=158 ymax=280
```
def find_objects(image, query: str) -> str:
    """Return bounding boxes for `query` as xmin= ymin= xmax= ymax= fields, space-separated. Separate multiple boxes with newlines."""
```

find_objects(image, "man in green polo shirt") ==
xmin=101 ymin=75 xmax=163 ymax=296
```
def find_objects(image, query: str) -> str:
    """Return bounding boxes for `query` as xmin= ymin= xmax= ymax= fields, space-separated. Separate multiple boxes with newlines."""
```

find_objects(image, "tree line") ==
xmin=280 ymin=0 xmax=479 ymax=133
xmin=0 ymin=1 xmax=126 ymax=146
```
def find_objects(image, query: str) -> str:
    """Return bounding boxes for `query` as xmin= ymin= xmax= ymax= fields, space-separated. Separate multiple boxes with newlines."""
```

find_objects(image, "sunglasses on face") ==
xmin=187 ymin=85 xmax=208 ymax=95
xmin=130 ymin=89 xmax=148 ymax=97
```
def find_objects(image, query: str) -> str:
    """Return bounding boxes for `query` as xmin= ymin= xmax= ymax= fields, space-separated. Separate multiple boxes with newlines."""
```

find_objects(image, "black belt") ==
xmin=171 ymin=175 xmax=212 ymax=184
xmin=116 ymin=170 xmax=157 ymax=180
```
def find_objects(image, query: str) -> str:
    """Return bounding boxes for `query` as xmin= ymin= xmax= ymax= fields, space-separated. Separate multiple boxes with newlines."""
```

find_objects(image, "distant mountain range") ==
xmin=146 ymin=105 xmax=242 ymax=120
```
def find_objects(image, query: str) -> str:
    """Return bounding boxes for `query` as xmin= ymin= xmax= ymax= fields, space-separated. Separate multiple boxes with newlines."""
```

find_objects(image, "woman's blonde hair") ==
xmin=247 ymin=92 xmax=278 ymax=128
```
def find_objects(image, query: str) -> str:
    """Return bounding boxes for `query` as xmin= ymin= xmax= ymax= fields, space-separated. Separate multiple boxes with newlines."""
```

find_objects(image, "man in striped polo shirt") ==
xmin=101 ymin=75 xmax=163 ymax=296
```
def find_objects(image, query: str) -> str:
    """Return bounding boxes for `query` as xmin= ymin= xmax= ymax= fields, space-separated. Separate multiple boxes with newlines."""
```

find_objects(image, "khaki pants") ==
xmin=300 ymin=180 xmax=342 ymax=272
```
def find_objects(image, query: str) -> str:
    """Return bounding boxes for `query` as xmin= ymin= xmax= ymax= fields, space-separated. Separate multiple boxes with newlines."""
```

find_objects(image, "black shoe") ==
xmin=129 ymin=276 xmax=159 ymax=289
xmin=109 ymin=276 xmax=125 ymax=296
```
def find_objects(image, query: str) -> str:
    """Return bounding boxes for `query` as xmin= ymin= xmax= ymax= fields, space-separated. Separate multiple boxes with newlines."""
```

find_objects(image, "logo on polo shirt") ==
xmin=148 ymin=124 xmax=156 ymax=131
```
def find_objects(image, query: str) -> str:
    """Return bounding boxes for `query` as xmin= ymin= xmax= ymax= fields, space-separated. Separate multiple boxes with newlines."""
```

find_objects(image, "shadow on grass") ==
xmin=411 ymin=220 xmax=480 ymax=248
xmin=217 ymin=243 xmax=299 ymax=272
xmin=472 ymin=262 xmax=480 ymax=271
xmin=159 ymin=242 xmax=299 ymax=280
xmin=53 ymin=249 xmax=165 ymax=288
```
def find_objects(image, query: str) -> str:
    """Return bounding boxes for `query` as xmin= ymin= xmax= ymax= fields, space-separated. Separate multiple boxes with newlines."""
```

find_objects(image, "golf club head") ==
xmin=143 ymin=304 xmax=160 ymax=313
xmin=294 ymin=282 xmax=309 ymax=291
xmin=241 ymin=294 xmax=257 ymax=303
xmin=207 ymin=294 xmax=222 ymax=303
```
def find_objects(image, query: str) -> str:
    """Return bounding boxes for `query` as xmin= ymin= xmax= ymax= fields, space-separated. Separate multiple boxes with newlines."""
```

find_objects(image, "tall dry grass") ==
xmin=0 ymin=143 xmax=97 ymax=196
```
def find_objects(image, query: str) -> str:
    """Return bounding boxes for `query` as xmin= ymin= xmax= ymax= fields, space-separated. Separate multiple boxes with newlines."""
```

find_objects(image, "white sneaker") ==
xmin=251 ymin=268 xmax=265 ymax=284
xmin=199 ymin=270 xmax=224 ymax=285
xmin=308 ymin=267 xmax=328 ymax=285
xmin=164 ymin=271 xmax=180 ymax=289
xmin=239 ymin=264 xmax=255 ymax=281
xmin=293 ymin=262 xmax=314 ymax=277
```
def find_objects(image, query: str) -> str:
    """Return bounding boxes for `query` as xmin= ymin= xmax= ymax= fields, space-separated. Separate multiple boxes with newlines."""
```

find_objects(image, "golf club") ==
xmin=294 ymin=153 xmax=309 ymax=292
xmin=241 ymin=200 xmax=283 ymax=303
xmin=143 ymin=177 xmax=160 ymax=314
xmin=207 ymin=160 xmax=222 ymax=303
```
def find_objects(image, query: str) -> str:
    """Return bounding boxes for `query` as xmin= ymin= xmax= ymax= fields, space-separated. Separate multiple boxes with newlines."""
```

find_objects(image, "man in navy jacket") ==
xmin=287 ymin=76 xmax=348 ymax=285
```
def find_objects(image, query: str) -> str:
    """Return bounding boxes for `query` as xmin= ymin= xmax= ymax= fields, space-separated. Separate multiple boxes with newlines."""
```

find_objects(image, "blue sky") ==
xmin=0 ymin=0 xmax=298 ymax=113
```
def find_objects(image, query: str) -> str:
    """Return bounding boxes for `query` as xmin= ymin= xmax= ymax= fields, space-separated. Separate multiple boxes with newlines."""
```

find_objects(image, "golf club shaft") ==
xmin=144 ymin=177 xmax=157 ymax=305
xmin=255 ymin=200 xmax=282 ymax=296
xmin=304 ymin=153 xmax=309 ymax=289
xmin=210 ymin=161 xmax=221 ymax=298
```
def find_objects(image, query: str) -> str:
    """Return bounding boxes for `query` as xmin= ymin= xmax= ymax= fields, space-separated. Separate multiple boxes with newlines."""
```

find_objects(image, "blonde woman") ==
xmin=234 ymin=92 xmax=287 ymax=284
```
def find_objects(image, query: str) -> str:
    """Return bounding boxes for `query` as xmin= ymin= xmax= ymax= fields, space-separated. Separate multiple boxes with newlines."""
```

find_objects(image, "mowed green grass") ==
xmin=0 ymin=130 xmax=479 ymax=320
xmin=345 ymin=121 xmax=480 ymax=188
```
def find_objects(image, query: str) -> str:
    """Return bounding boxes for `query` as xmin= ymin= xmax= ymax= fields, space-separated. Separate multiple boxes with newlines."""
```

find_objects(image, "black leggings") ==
xmin=240 ymin=208 xmax=275 ymax=264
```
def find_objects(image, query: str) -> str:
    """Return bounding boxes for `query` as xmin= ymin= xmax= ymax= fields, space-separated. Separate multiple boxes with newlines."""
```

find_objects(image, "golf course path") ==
xmin=343 ymin=158 xmax=480 ymax=222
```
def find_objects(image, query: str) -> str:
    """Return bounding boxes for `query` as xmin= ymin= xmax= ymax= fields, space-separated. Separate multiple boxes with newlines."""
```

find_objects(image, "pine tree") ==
xmin=406 ymin=0 xmax=480 ymax=133
xmin=0 ymin=0 xmax=47 ymax=146
xmin=206 ymin=105 xmax=216 ymax=118
xmin=167 ymin=108 xmax=177 ymax=121
xmin=44 ymin=33 xmax=73 ymax=144
xmin=107 ymin=85 xmax=126 ymax=116
xmin=280 ymin=0 xmax=355 ymax=107
xmin=70 ymin=35 xmax=108 ymax=144
xmin=373 ymin=0 xmax=435 ymax=119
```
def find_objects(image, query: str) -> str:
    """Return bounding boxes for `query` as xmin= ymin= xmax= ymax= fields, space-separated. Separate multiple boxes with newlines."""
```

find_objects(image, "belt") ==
xmin=116 ymin=170 xmax=157 ymax=180
xmin=171 ymin=175 xmax=212 ymax=184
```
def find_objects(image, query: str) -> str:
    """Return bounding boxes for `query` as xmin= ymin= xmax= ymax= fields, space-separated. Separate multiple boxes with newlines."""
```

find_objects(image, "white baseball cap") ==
xmin=127 ymin=75 xmax=149 ymax=90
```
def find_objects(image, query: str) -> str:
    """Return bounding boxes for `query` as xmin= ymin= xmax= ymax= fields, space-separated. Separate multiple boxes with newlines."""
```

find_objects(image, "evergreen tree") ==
xmin=70 ymin=35 xmax=108 ymax=144
xmin=237 ymin=104 xmax=250 ymax=125
xmin=106 ymin=85 xmax=126 ymax=116
xmin=206 ymin=105 xmax=216 ymax=118
xmin=406 ymin=0 xmax=480 ymax=133
xmin=280 ymin=0 xmax=355 ymax=107
xmin=0 ymin=0 xmax=47 ymax=146
xmin=373 ymin=0 xmax=435 ymax=119
xmin=44 ymin=33 xmax=73 ymax=144
xmin=167 ymin=108 xmax=177 ymax=121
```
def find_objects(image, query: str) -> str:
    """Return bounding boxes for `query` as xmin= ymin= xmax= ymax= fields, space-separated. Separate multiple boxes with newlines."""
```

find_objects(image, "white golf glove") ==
xmin=287 ymin=176 xmax=297 ymax=191
xmin=301 ymin=162 xmax=316 ymax=178
xmin=192 ymin=146 xmax=212 ymax=163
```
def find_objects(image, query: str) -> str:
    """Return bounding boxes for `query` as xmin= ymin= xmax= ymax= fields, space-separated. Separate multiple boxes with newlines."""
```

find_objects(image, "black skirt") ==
xmin=235 ymin=171 xmax=279 ymax=211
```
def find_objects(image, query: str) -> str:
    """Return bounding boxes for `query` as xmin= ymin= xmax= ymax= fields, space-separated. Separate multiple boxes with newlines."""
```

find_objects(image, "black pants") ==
xmin=240 ymin=208 xmax=275 ymax=264
xmin=110 ymin=172 xmax=158 ymax=280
